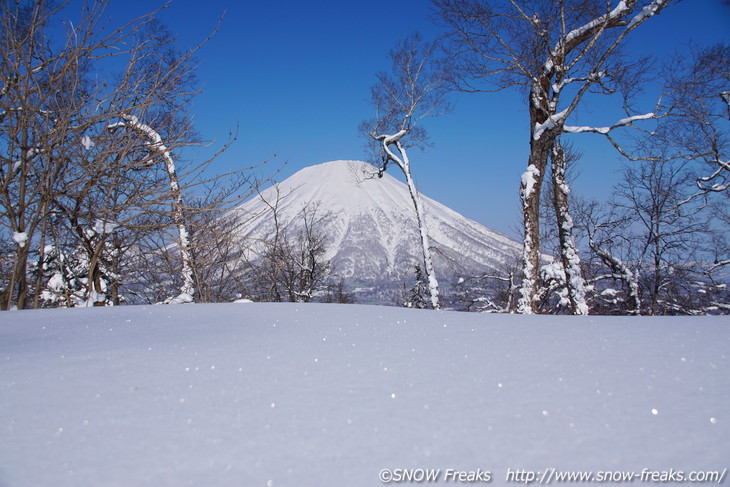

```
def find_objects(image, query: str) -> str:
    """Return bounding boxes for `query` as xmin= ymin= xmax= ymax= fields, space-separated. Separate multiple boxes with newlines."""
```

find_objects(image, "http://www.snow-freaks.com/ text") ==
xmin=378 ymin=467 xmax=728 ymax=484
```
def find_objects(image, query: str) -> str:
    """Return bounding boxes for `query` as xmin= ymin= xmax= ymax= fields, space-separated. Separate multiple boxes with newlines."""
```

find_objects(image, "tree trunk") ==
xmin=405 ymin=170 xmax=440 ymax=310
xmin=551 ymin=141 xmax=588 ymax=315
xmin=594 ymin=245 xmax=641 ymax=315
xmin=651 ymin=241 xmax=661 ymax=315
xmin=111 ymin=279 xmax=120 ymax=306
xmin=517 ymin=77 xmax=553 ymax=314
xmin=166 ymin=166 xmax=195 ymax=302
xmin=376 ymin=133 xmax=441 ymax=310
xmin=628 ymin=269 xmax=641 ymax=315
xmin=117 ymin=114 xmax=195 ymax=303
xmin=506 ymin=270 xmax=516 ymax=313
xmin=86 ymin=239 xmax=106 ymax=307
xmin=4 ymin=246 xmax=30 ymax=310
xmin=517 ymin=134 xmax=552 ymax=314
xmin=399 ymin=144 xmax=440 ymax=310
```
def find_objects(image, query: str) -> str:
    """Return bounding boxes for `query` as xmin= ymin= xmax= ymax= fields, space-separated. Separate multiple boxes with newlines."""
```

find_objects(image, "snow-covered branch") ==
xmin=563 ymin=112 xmax=656 ymax=135
xmin=594 ymin=247 xmax=641 ymax=315
xmin=721 ymin=91 xmax=730 ymax=119
xmin=708 ymin=260 xmax=730 ymax=273
xmin=533 ymin=109 xmax=569 ymax=140
xmin=685 ymin=160 xmax=730 ymax=200
xmin=626 ymin=0 xmax=667 ymax=29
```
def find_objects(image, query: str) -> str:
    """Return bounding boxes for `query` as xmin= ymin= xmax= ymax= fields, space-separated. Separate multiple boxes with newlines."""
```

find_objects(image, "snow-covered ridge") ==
xmin=234 ymin=161 xmax=521 ymax=299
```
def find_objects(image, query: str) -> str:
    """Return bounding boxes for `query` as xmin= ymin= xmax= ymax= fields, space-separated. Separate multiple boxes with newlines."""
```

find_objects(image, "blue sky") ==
xmin=101 ymin=0 xmax=729 ymax=237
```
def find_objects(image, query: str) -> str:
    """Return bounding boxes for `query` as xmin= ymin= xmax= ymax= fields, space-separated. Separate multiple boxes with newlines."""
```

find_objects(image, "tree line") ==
xmin=364 ymin=0 xmax=728 ymax=315
xmin=2 ymin=1 xmax=728 ymax=315
xmin=0 ymin=1 xmax=272 ymax=309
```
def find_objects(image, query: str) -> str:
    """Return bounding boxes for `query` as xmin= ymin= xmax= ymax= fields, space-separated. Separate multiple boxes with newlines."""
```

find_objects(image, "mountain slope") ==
xmin=234 ymin=160 xmax=521 ymax=302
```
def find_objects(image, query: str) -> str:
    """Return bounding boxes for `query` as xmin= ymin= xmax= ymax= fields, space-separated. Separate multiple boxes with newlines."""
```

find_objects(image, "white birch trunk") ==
xmin=401 ymin=145 xmax=440 ymax=310
xmin=117 ymin=114 xmax=195 ymax=303
xmin=376 ymin=131 xmax=440 ymax=310
xmin=552 ymin=142 xmax=588 ymax=315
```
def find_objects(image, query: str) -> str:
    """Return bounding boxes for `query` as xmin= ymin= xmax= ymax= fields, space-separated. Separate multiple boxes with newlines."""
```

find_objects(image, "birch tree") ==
xmin=435 ymin=0 xmax=673 ymax=314
xmin=106 ymin=115 xmax=194 ymax=303
xmin=361 ymin=32 xmax=451 ymax=310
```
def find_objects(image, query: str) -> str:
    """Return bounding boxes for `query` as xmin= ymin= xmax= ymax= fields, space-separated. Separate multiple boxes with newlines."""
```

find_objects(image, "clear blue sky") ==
xmin=99 ymin=0 xmax=729 ymax=237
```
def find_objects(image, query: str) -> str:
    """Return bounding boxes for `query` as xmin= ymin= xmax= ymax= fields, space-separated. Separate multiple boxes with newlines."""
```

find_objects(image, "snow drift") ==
xmin=1 ymin=304 xmax=728 ymax=486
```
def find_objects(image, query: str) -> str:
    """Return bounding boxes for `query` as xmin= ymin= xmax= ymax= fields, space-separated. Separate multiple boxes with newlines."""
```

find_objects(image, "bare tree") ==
xmin=322 ymin=279 xmax=355 ymax=304
xmin=575 ymin=44 xmax=730 ymax=313
xmin=0 ymin=0 xmax=86 ymax=308
xmin=180 ymin=174 xmax=261 ymax=303
xmin=453 ymin=264 xmax=520 ymax=313
xmin=361 ymin=32 xmax=451 ymax=310
xmin=283 ymin=202 xmax=332 ymax=303
xmin=661 ymin=43 xmax=730 ymax=202
xmin=435 ymin=0 xmax=673 ymax=314
xmin=0 ymin=1 xmax=244 ymax=309
xmin=574 ymin=198 xmax=642 ymax=314
xmin=613 ymin=158 xmax=713 ymax=315
xmin=241 ymin=184 xmax=289 ymax=303
xmin=242 ymin=186 xmax=333 ymax=303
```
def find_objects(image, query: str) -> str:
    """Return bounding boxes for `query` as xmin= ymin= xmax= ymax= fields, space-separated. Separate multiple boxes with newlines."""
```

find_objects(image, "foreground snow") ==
xmin=0 ymin=303 xmax=728 ymax=486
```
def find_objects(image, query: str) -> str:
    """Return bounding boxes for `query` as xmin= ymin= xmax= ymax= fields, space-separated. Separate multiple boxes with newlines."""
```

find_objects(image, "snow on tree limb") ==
xmin=563 ymin=112 xmax=656 ymax=134
xmin=721 ymin=91 xmax=730 ymax=119
xmin=626 ymin=0 xmax=667 ymax=29
xmin=521 ymin=165 xmax=541 ymax=199
xmin=709 ymin=260 xmax=730 ymax=273
xmin=12 ymin=232 xmax=28 ymax=248
xmin=561 ymin=1 xmax=632 ymax=46
xmin=680 ymin=162 xmax=730 ymax=205
xmin=533 ymin=109 xmax=569 ymax=140
xmin=590 ymin=241 xmax=641 ymax=315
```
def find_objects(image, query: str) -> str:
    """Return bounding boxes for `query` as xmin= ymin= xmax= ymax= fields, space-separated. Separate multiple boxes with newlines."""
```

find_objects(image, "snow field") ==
xmin=0 ymin=303 xmax=728 ymax=486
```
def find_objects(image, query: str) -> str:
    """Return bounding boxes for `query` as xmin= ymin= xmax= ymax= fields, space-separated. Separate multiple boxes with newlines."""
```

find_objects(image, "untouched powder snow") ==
xmin=1 ymin=304 xmax=728 ymax=486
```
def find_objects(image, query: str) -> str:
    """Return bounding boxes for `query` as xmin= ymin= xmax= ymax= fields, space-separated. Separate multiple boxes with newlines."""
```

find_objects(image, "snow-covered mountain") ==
xmin=234 ymin=160 xmax=521 ymax=303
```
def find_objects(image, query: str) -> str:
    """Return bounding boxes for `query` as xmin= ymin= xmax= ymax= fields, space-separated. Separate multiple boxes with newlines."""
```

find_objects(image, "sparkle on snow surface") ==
xmin=0 ymin=303 xmax=727 ymax=486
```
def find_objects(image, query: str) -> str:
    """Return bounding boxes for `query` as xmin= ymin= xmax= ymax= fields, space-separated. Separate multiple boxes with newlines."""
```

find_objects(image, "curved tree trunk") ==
xmin=375 ymin=133 xmax=441 ymax=310
xmin=116 ymin=114 xmax=195 ymax=303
